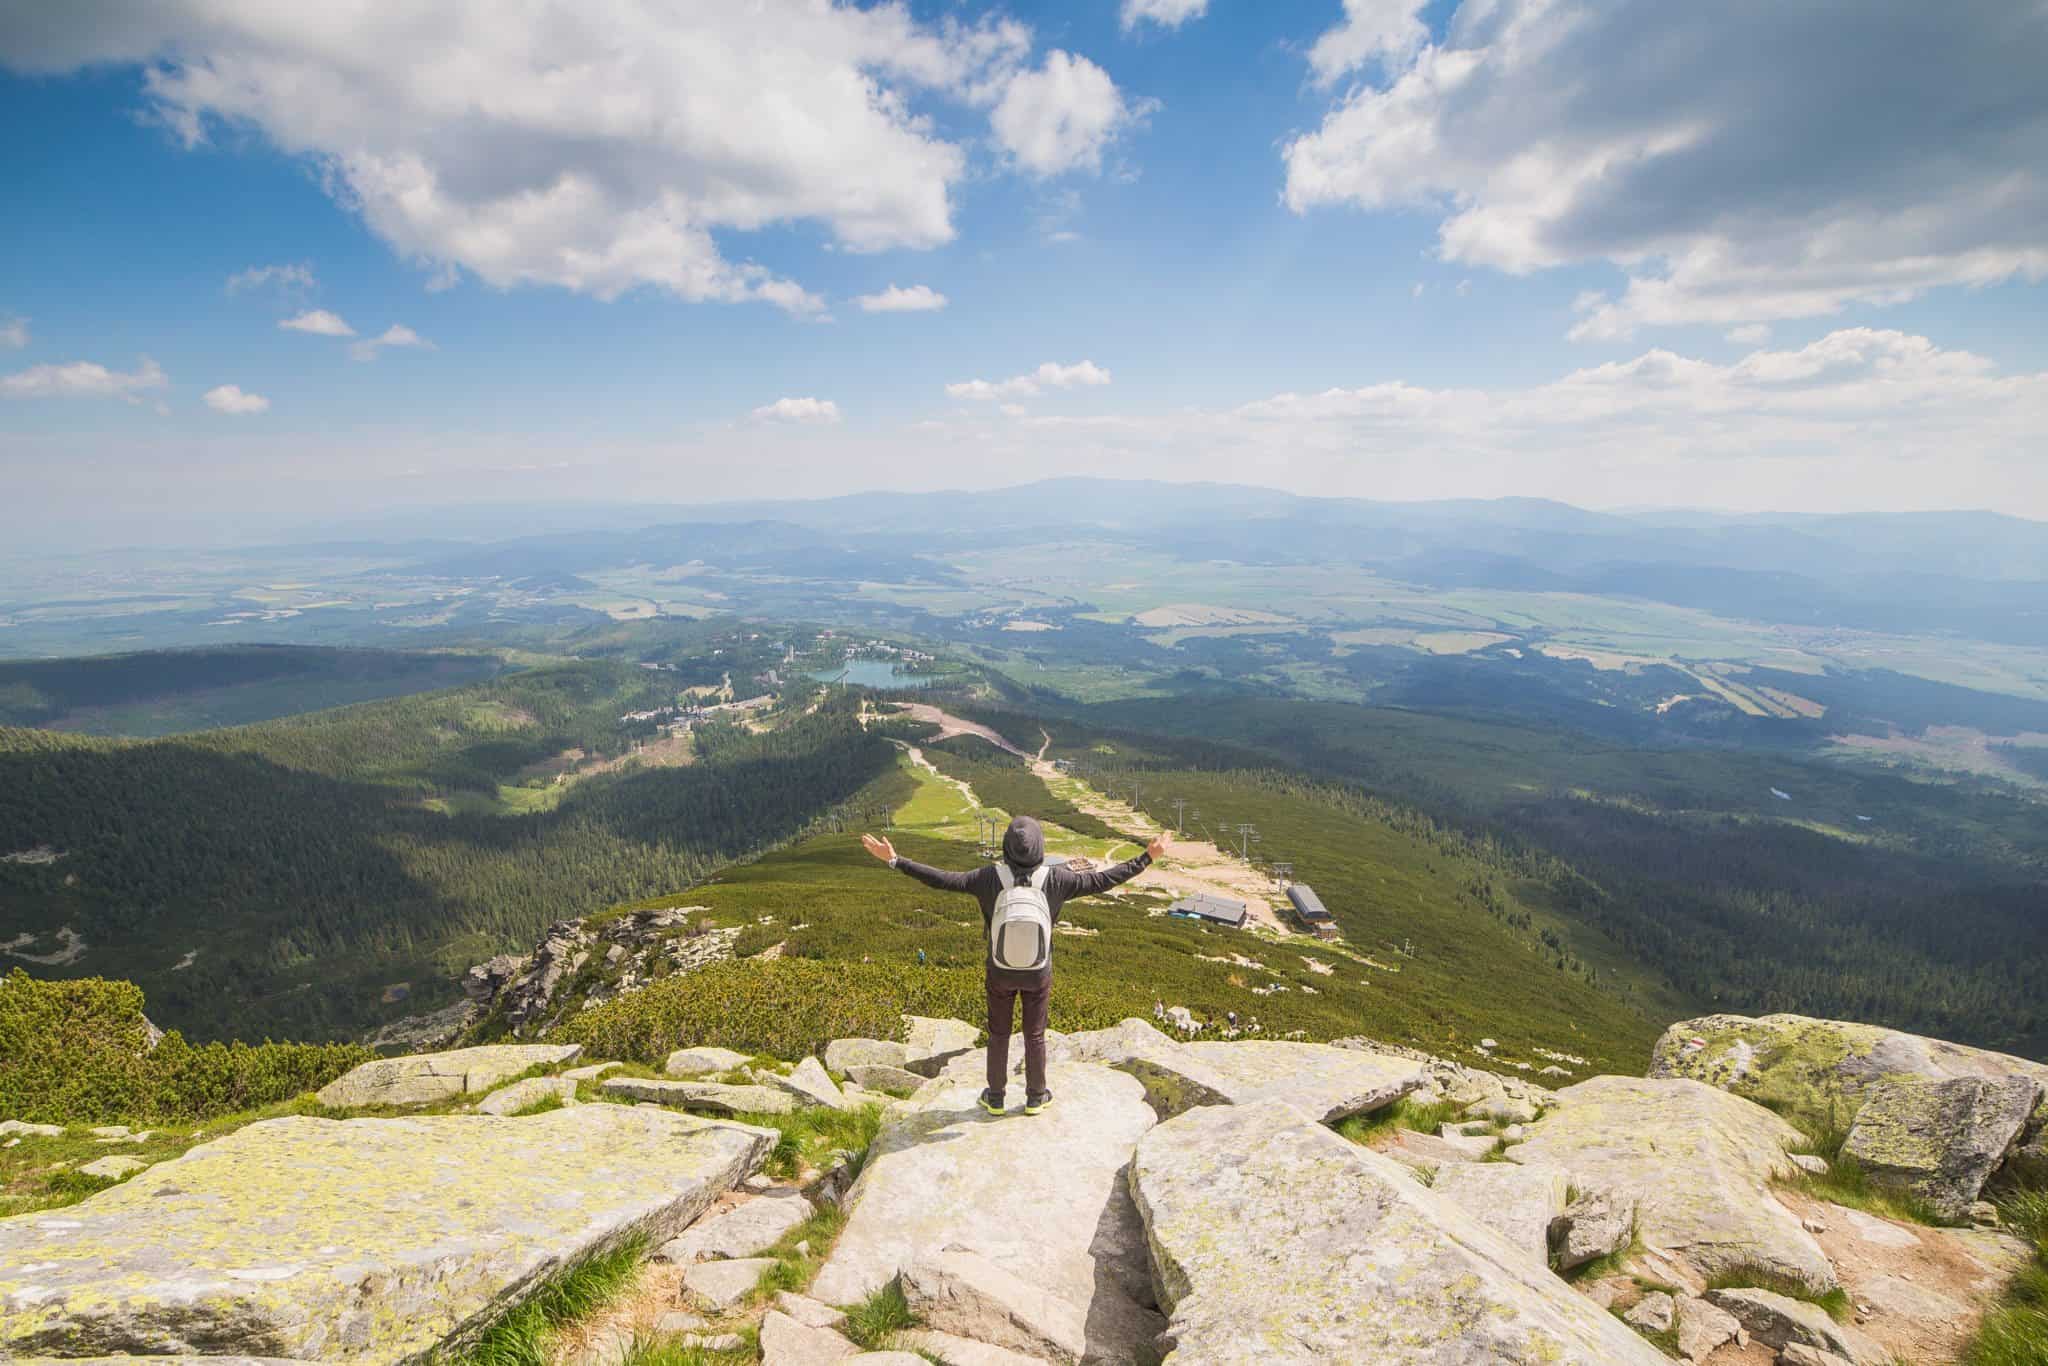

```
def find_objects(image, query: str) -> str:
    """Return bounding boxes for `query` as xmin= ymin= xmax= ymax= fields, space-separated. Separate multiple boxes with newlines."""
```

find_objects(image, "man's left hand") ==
xmin=1146 ymin=832 xmax=1170 ymax=861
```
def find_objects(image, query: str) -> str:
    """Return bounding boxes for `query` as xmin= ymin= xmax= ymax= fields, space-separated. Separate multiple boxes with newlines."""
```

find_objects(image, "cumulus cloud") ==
xmin=854 ymin=284 xmax=948 ymax=313
xmin=279 ymin=309 xmax=355 ymax=337
xmin=1121 ymin=0 xmax=1208 ymax=32
xmin=751 ymin=396 xmax=841 ymax=424
xmin=350 ymin=323 xmax=433 ymax=361
xmin=1 ymin=356 xmax=166 ymax=401
xmin=1284 ymin=0 xmax=2048 ymax=336
xmin=202 ymin=383 xmax=269 ymax=414
xmin=1306 ymin=0 xmax=1429 ymax=85
xmin=227 ymin=263 xmax=315 ymax=296
xmin=946 ymin=359 xmax=1112 ymax=401
xmin=0 ymin=3 xmax=1112 ymax=314
xmin=0 ymin=315 xmax=26 ymax=349
xmin=992 ymin=51 xmax=1153 ymax=177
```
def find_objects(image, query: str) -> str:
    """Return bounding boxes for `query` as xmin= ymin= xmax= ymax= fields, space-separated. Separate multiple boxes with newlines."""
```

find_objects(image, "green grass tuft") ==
xmin=1334 ymin=1096 xmax=1464 ymax=1147
xmin=453 ymin=1236 xmax=647 ymax=1366
xmin=840 ymin=1281 xmax=918 ymax=1349
xmin=509 ymin=1095 xmax=567 ymax=1118
xmin=1963 ymin=1186 xmax=2048 ymax=1366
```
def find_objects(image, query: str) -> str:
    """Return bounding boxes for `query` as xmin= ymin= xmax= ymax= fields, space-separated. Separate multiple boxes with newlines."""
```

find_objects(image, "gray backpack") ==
xmin=990 ymin=864 xmax=1053 ymax=972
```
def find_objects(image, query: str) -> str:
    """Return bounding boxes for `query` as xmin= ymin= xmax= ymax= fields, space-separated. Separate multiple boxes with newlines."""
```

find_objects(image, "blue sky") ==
xmin=2 ymin=0 xmax=2044 ymax=544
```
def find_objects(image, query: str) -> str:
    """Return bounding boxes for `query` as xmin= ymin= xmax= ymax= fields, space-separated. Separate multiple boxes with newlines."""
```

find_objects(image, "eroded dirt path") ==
xmin=885 ymin=703 xmax=1296 ymax=936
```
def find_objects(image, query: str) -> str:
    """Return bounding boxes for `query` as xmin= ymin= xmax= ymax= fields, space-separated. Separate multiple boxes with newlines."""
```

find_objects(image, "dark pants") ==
xmin=986 ymin=977 xmax=1050 ymax=1098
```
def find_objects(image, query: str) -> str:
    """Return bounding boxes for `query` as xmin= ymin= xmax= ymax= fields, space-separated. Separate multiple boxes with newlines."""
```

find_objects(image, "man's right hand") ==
xmin=862 ymin=833 xmax=897 ymax=863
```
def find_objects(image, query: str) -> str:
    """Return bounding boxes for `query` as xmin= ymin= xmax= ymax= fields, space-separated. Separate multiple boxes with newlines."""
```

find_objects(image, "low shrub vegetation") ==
xmin=0 ymin=970 xmax=371 ymax=1125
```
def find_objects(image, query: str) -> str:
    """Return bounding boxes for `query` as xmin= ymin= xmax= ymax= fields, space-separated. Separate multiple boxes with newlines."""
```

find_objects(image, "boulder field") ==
xmin=2 ymin=1011 xmax=2038 ymax=1363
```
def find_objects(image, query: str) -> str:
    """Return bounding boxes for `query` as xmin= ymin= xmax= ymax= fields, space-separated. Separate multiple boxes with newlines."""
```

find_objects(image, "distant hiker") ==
xmin=863 ymin=817 xmax=1167 ymax=1117
xmin=916 ymin=948 xmax=927 ymax=966
xmin=1154 ymin=1000 xmax=1165 ymax=1022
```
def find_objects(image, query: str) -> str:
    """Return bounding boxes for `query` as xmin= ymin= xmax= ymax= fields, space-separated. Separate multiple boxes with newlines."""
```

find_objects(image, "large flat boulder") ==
xmin=1011 ymin=1022 xmax=1426 ymax=1124
xmin=313 ymin=1043 xmax=581 ymax=1108
xmin=0 ymin=1106 xmax=768 ymax=1361
xmin=824 ymin=1038 xmax=912 ymax=1073
xmin=658 ymin=1190 xmax=815 ymax=1263
xmin=1130 ymin=1100 xmax=1667 ymax=1364
xmin=1839 ymin=1074 xmax=2041 ymax=1221
xmin=1651 ymin=1013 xmax=2048 ymax=1138
xmin=1509 ymin=1075 xmax=1836 ymax=1293
xmin=601 ymin=1076 xmax=796 ymax=1115
xmin=1174 ymin=1040 xmax=1427 ymax=1123
xmin=811 ymin=1062 xmax=1162 ymax=1364
xmin=474 ymin=1076 xmax=577 ymax=1116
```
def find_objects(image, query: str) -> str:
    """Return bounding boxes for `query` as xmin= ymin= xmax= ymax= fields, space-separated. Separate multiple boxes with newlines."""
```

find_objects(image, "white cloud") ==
xmin=992 ymin=51 xmax=1152 ymax=177
xmin=279 ymin=309 xmax=355 ymax=337
xmin=1120 ymin=0 xmax=1208 ymax=33
xmin=854 ymin=284 xmax=948 ymax=313
xmin=226 ymin=263 xmax=315 ymax=295
xmin=0 ymin=3 xmax=1067 ymax=315
xmin=350 ymin=323 xmax=433 ymax=361
xmin=1727 ymin=324 xmax=1772 ymax=345
xmin=203 ymin=383 xmax=269 ymax=414
xmin=1 ymin=356 xmax=166 ymax=401
xmin=752 ymin=396 xmax=841 ymax=424
xmin=1306 ymin=0 xmax=1429 ymax=85
xmin=0 ymin=315 xmax=26 ymax=348
xmin=1285 ymin=0 xmax=2048 ymax=336
xmin=946 ymin=359 xmax=1112 ymax=401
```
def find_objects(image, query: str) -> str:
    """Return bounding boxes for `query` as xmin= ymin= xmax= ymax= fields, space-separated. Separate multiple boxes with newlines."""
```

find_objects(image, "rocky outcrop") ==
xmin=460 ymin=907 xmax=736 ymax=1038
xmin=765 ymin=1056 xmax=851 ymax=1110
xmin=1839 ymin=1074 xmax=2041 ymax=1220
xmin=314 ymin=1043 xmax=581 ymax=1108
xmin=474 ymin=1075 xmax=577 ymax=1116
xmin=0 ymin=1106 xmax=769 ymax=1360
xmin=1130 ymin=1100 xmax=1667 ymax=1364
xmin=812 ymin=1062 xmax=1163 ymax=1364
xmin=667 ymin=1046 xmax=753 ymax=1077
xmin=824 ymin=1038 xmax=913 ymax=1073
xmin=1706 ymin=1287 xmax=1888 ymax=1364
xmin=1651 ymin=1012 xmax=2048 ymax=1138
xmin=903 ymin=1016 xmax=980 ymax=1073
xmin=1510 ymin=1075 xmax=1836 ymax=1293
xmin=1428 ymin=1161 xmax=1570 ymax=1265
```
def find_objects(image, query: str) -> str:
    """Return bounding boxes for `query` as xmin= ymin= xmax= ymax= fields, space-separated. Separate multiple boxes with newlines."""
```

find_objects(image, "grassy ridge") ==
xmin=563 ymin=757 xmax=1663 ymax=1073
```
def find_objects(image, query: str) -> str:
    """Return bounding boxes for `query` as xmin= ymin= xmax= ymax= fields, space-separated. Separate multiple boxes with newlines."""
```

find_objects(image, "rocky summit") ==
xmin=2 ymin=1009 xmax=2039 ymax=1363
xmin=0 ymin=1106 xmax=770 ymax=1360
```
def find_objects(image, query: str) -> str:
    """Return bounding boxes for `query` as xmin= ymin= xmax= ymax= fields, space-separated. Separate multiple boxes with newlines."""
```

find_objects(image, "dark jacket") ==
xmin=891 ymin=817 xmax=1151 ymax=988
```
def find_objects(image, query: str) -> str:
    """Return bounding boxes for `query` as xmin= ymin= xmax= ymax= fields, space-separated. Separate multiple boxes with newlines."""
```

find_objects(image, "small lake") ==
xmin=807 ymin=660 xmax=939 ymax=690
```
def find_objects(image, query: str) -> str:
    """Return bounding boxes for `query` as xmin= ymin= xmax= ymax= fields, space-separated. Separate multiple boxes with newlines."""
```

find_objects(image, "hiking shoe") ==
xmin=1024 ymin=1090 xmax=1053 ymax=1116
xmin=978 ymin=1089 xmax=1006 ymax=1116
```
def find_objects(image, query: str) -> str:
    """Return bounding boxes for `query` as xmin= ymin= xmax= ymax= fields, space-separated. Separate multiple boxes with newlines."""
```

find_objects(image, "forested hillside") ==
xmin=0 ymin=666 xmax=899 ymax=1042
xmin=963 ymin=697 xmax=2048 ymax=1058
xmin=0 ymin=644 xmax=502 ymax=735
